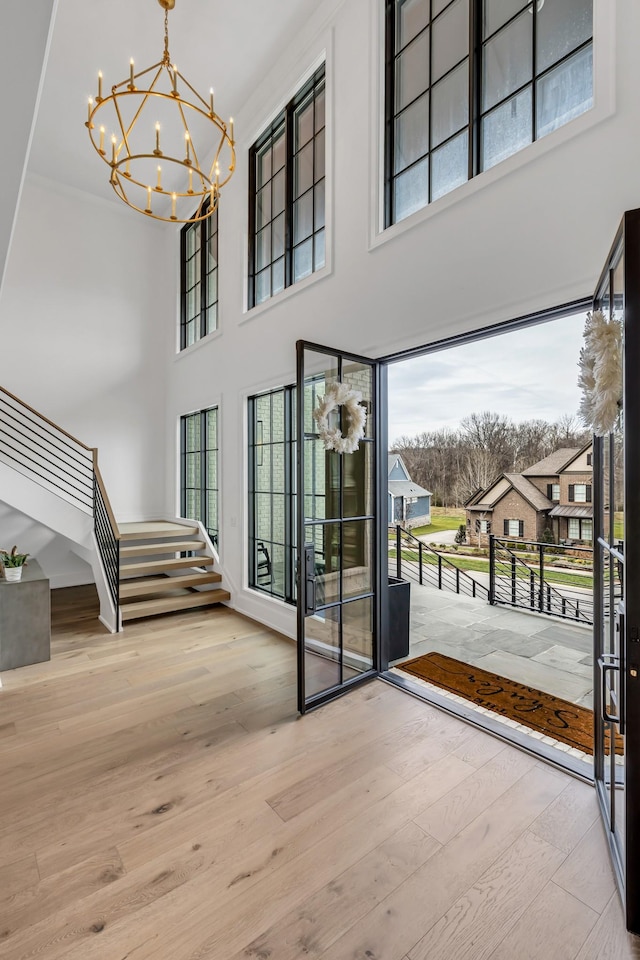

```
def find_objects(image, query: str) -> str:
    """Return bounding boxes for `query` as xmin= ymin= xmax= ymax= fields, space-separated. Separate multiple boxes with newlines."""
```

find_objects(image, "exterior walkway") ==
xmin=399 ymin=580 xmax=593 ymax=708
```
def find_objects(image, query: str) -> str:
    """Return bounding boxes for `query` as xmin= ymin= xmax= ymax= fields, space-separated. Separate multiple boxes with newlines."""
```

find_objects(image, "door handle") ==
xmin=304 ymin=543 xmax=316 ymax=617
xmin=599 ymin=657 xmax=621 ymax=725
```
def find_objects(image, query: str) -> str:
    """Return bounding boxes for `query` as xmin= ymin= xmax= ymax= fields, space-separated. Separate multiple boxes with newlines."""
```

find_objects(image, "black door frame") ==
xmin=296 ymin=340 xmax=388 ymax=714
xmin=592 ymin=208 xmax=640 ymax=933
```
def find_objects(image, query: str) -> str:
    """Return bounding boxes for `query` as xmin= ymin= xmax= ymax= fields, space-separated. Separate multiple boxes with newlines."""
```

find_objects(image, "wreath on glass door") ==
xmin=578 ymin=309 xmax=623 ymax=436
xmin=313 ymin=381 xmax=367 ymax=454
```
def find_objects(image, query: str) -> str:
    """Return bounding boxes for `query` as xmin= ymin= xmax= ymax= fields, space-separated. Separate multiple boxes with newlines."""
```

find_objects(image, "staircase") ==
xmin=118 ymin=521 xmax=230 ymax=622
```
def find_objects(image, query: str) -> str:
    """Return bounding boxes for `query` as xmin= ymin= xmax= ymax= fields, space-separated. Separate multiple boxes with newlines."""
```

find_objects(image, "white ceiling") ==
xmin=29 ymin=0 xmax=320 ymax=203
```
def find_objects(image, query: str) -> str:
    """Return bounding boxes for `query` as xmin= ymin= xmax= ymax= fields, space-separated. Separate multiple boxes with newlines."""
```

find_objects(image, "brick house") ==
xmin=465 ymin=443 xmax=593 ymax=546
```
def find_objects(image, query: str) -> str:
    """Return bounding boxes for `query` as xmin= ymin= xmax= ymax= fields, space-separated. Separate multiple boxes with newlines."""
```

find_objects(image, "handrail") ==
xmin=489 ymin=535 xmax=593 ymax=625
xmin=93 ymin=453 xmax=120 ymax=541
xmin=390 ymin=525 xmax=489 ymax=602
xmin=1 ymin=385 xmax=121 ymax=625
xmin=0 ymin=385 xmax=93 ymax=452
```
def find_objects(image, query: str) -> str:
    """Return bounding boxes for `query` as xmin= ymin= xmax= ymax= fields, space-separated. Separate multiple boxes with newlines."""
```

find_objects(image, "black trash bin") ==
xmin=388 ymin=576 xmax=410 ymax=660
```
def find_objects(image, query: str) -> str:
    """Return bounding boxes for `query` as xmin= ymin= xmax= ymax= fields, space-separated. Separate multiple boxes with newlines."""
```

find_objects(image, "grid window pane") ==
xmin=248 ymin=387 xmax=296 ymax=603
xmin=315 ymin=88 xmax=325 ymax=132
xmin=431 ymin=129 xmax=468 ymax=200
xmin=272 ymin=129 xmax=286 ymax=172
xmin=395 ymin=93 xmax=429 ymax=173
xmin=295 ymin=97 xmax=314 ymax=149
xmin=431 ymin=0 xmax=469 ymax=83
xmin=294 ymin=238 xmax=314 ymax=282
xmin=397 ymin=0 xmax=430 ymax=52
xmin=314 ymin=229 xmax=326 ymax=271
xmin=394 ymin=156 xmax=429 ymax=223
xmin=180 ymin=203 xmax=218 ymax=349
xmin=481 ymin=85 xmax=532 ymax=170
xmin=257 ymin=144 xmax=272 ymax=188
xmin=180 ymin=406 xmax=218 ymax=546
xmin=482 ymin=7 xmax=532 ymax=112
xmin=483 ymin=0 xmax=528 ymax=39
xmin=314 ymin=181 xmax=326 ymax=231
xmin=295 ymin=142 xmax=314 ymax=198
xmin=431 ymin=60 xmax=469 ymax=148
xmin=536 ymin=0 xmax=592 ymax=74
xmin=395 ymin=30 xmax=430 ymax=112
xmin=294 ymin=192 xmax=314 ymax=245
xmin=272 ymin=258 xmax=285 ymax=296
xmin=536 ymin=44 xmax=592 ymax=139
xmin=272 ymin=213 xmax=285 ymax=260
xmin=249 ymin=66 xmax=326 ymax=307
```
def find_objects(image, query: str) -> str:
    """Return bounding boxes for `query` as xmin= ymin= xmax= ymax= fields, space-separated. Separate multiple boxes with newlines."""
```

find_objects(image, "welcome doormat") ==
xmin=399 ymin=652 xmax=622 ymax=755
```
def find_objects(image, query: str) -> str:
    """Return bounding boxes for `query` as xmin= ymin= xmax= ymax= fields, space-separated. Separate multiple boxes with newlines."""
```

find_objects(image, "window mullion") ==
xmin=471 ymin=0 xmax=482 ymax=177
xmin=284 ymin=103 xmax=294 ymax=290
xmin=200 ymin=216 xmax=207 ymax=341
xmin=248 ymin=145 xmax=257 ymax=309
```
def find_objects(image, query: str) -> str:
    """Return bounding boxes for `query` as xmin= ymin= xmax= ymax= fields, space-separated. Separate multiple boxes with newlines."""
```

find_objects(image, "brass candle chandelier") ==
xmin=86 ymin=0 xmax=235 ymax=224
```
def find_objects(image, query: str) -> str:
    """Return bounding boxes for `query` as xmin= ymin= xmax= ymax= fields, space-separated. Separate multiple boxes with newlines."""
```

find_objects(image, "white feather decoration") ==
xmin=578 ymin=309 xmax=622 ymax=436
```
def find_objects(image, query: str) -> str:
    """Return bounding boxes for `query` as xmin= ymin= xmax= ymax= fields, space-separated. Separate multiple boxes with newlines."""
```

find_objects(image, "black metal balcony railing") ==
xmin=390 ymin=525 xmax=490 ymax=601
xmin=0 ymin=385 xmax=120 ymax=616
xmin=489 ymin=535 xmax=594 ymax=625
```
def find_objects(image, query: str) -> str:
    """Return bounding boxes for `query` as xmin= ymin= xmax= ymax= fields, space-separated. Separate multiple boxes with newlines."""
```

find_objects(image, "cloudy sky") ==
xmin=388 ymin=312 xmax=586 ymax=444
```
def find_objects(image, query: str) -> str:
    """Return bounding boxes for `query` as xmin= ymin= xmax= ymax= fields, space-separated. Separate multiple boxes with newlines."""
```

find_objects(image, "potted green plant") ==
xmin=0 ymin=546 xmax=29 ymax=582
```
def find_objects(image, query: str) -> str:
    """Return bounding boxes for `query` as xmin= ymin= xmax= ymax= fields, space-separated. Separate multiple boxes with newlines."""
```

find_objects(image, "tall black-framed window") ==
xmin=385 ymin=0 xmax=593 ymax=225
xmin=248 ymin=65 xmax=326 ymax=308
xmin=180 ymin=406 xmax=219 ymax=547
xmin=248 ymin=387 xmax=297 ymax=602
xmin=180 ymin=201 xmax=218 ymax=349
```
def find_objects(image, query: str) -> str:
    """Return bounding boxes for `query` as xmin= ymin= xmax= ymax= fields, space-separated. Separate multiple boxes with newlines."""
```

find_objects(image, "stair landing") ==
xmin=118 ymin=521 xmax=198 ymax=540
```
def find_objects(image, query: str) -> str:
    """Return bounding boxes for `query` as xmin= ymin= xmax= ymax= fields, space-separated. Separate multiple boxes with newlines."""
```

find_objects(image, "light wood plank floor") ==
xmin=0 ymin=585 xmax=638 ymax=960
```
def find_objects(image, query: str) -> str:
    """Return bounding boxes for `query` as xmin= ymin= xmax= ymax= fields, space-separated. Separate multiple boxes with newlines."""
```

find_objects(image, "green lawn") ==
xmin=410 ymin=507 xmax=466 ymax=537
xmin=389 ymin=549 xmax=594 ymax=590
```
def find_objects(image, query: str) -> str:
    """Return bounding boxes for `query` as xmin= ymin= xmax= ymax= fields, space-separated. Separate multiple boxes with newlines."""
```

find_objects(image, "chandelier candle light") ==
xmin=86 ymin=0 xmax=235 ymax=224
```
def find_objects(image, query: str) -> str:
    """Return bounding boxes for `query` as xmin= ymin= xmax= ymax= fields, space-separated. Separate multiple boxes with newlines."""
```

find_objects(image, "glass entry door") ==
xmin=296 ymin=341 xmax=381 ymax=713
xmin=593 ymin=209 xmax=640 ymax=933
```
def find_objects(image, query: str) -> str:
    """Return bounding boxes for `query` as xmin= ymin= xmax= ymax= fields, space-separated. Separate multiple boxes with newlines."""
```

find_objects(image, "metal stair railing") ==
xmin=0 ymin=384 xmax=120 ymax=613
xmin=489 ymin=535 xmax=593 ymax=625
xmin=389 ymin=525 xmax=489 ymax=602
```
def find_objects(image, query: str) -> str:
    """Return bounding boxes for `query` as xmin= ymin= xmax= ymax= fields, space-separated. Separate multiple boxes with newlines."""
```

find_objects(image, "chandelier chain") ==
xmin=163 ymin=9 xmax=170 ymax=65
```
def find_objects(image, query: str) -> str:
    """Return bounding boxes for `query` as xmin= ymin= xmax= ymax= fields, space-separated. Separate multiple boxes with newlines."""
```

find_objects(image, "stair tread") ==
xmin=120 ymin=572 xmax=221 ymax=598
xmin=120 ymin=557 xmax=214 ymax=577
xmin=121 ymin=589 xmax=230 ymax=620
xmin=119 ymin=521 xmax=199 ymax=541
xmin=120 ymin=540 xmax=207 ymax=558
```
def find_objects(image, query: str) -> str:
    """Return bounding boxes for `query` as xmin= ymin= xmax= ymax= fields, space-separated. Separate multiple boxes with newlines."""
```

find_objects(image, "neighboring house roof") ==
xmin=466 ymin=473 xmax=551 ymax=514
xmin=388 ymin=454 xmax=410 ymax=480
xmin=388 ymin=480 xmax=432 ymax=498
xmin=504 ymin=473 xmax=552 ymax=512
xmin=521 ymin=448 xmax=581 ymax=476
xmin=549 ymin=505 xmax=593 ymax=519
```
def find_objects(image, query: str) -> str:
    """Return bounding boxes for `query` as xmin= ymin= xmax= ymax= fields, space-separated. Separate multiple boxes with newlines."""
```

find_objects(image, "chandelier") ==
xmin=86 ymin=0 xmax=235 ymax=224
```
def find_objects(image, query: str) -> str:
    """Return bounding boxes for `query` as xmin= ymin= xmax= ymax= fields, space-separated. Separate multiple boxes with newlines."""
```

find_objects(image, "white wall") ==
xmin=162 ymin=0 xmax=640 ymax=637
xmin=0 ymin=176 xmax=171 ymax=551
xmin=0 ymin=0 xmax=57 ymax=295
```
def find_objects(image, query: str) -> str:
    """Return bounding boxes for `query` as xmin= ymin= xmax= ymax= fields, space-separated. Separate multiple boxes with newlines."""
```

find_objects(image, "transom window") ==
xmin=180 ymin=202 xmax=218 ymax=349
xmin=248 ymin=65 xmax=326 ymax=308
xmin=180 ymin=407 xmax=219 ymax=546
xmin=386 ymin=0 xmax=593 ymax=224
